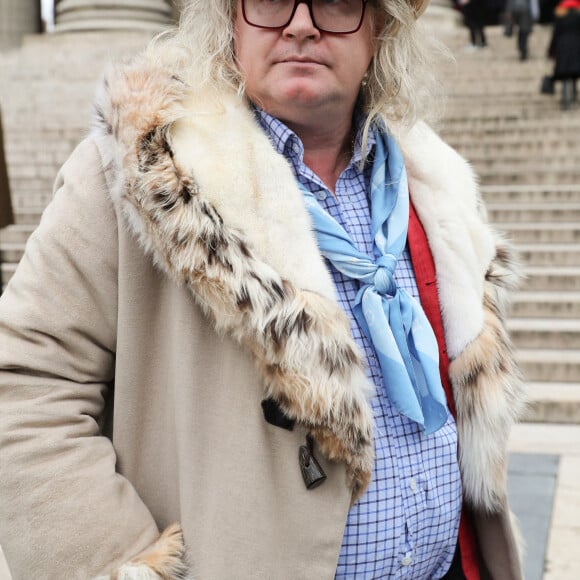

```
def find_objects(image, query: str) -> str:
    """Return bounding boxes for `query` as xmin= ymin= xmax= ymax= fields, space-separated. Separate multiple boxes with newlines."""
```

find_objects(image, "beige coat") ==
xmin=0 ymin=49 xmax=526 ymax=580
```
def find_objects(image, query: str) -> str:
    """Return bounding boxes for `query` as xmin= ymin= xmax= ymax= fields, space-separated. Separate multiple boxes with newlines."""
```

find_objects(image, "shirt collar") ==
xmin=254 ymin=106 xmax=376 ymax=175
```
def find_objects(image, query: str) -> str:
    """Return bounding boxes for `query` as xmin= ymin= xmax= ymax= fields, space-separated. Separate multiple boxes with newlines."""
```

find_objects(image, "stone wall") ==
xmin=0 ymin=0 xmax=41 ymax=50
xmin=54 ymin=0 xmax=175 ymax=32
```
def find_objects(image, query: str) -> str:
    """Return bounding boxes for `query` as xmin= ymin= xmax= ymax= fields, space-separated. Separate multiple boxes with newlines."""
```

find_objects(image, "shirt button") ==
xmin=409 ymin=477 xmax=417 ymax=491
xmin=401 ymin=556 xmax=413 ymax=566
xmin=316 ymin=190 xmax=327 ymax=201
xmin=292 ymin=143 xmax=300 ymax=154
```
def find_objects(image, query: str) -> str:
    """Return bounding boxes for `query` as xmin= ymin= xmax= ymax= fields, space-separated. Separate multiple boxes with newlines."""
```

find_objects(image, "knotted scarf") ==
xmin=301 ymin=130 xmax=448 ymax=434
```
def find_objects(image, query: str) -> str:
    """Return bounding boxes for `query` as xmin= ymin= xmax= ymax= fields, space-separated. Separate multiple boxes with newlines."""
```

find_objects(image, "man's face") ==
xmin=234 ymin=0 xmax=376 ymax=125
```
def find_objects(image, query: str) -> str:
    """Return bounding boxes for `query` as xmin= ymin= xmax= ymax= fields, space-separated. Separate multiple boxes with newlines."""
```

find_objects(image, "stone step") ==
xmin=478 ymin=169 xmax=580 ymax=186
xmin=447 ymin=105 xmax=567 ymax=115
xmin=446 ymin=107 xmax=573 ymax=120
xmin=0 ymin=243 xmax=25 ymax=264
xmin=448 ymin=61 xmax=554 ymax=72
xmin=444 ymin=92 xmax=578 ymax=104
xmin=446 ymin=132 xmax=580 ymax=146
xmin=441 ymin=120 xmax=580 ymax=133
xmin=446 ymin=96 xmax=571 ymax=107
xmin=447 ymin=129 xmax=580 ymax=142
xmin=497 ymin=223 xmax=580 ymax=243
xmin=0 ymin=224 xmax=36 ymax=244
xmin=443 ymin=110 xmax=580 ymax=121
xmin=459 ymin=148 xmax=580 ymax=161
xmin=0 ymin=262 xmax=17 ymax=287
xmin=449 ymin=81 xmax=558 ymax=90
xmin=12 ymin=209 xmax=44 ymax=226
xmin=522 ymin=382 xmax=580 ymax=424
xmin=466 ymin=153 xmax=580 ymax=171
xmin=447 ymin=132 xmax=580 ymax=148
xmin=515 ymin=243 xmax=580 ymax=266
xmin=481 ymin=185 xmax=580 ymax=203
xmin=508 ymin=319 xmax=580 ymax=350
xmin=446 ymin=91 xmax=569 ymax=101
xmin=510 ymin=291 xmax=580 ymax=318
xmin=488 ymin=203 xmax=580 ymax=223
xmin=8 ymin=190 xmax=54 ymax=211
xmin=508 ymin=422 xmax=580 ymax=456
xmin=443 ymin=125 xmax=580 ymax=137
xmin=455 ymin=142 xmax=580 ymax=156
xmin=452 ymin=132 xmax=580 ymax=144
xmin=468 ymin=156 xmax=580 ymax=171
xmin=523 ymin=267 xmax=580 ymax=291
xmin=445 ymin=88 xmax=575 ymax=99
xmin=448 ymin=67 xmax=555 ymax=78
xmin=445 ymin=118 xmax=580 ymax=129
xmin=465 ymin=77 xmax=569 ymax=93
xmin=517 ymin=348 xmax=580 ymax=383
xmin=445 ymin=104 xmax=566 ymax=117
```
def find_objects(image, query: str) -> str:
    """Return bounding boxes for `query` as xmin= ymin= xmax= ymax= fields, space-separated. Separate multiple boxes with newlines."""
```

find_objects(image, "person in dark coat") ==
xmin=459 ymin=0 xmax=488 ymax=49
xmin=548 ymin=0 xmax=580 ymax=107
xmin=0 ymin=106 xmax=14 ymax=294
xmin=0 ymin=108 xmax=13 ymax=230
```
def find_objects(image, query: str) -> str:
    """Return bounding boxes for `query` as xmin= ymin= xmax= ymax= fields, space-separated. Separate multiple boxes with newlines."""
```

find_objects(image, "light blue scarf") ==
xmin=301 ymin=130 xmax=448 ymax=434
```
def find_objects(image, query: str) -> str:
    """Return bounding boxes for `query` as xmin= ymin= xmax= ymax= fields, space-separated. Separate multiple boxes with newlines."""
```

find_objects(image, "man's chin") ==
xmin=251 ymin=85 xmax=339 ymax=122
xmin=276 ymin=87 xmax=334 ymax=111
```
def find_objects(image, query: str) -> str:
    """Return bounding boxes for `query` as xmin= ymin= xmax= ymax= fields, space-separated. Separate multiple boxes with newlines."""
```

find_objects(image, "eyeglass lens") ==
xmin=242 ymin=0 xmax=366 ymax=34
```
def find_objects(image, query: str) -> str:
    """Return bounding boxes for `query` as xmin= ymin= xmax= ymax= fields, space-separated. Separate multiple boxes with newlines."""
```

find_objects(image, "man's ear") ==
xmin=374 ymin=18 xmax=385 ymax=37
xmin=371 ymin=6 xmax=386 ymax=41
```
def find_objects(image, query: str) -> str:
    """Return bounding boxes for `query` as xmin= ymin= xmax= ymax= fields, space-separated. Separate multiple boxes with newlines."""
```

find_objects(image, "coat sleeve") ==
xmin=0 ymin=138 xmax=183 ymax=579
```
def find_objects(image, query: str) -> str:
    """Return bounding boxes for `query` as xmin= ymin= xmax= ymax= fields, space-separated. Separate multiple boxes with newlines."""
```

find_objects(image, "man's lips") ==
xmin=282 ymin=58 xmax=317 ymax=63
xmin=275 ymin=56 xmax=327 ymax=65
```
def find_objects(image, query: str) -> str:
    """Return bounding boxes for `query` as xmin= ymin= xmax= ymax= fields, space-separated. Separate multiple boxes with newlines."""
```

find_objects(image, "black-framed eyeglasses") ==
xmin=241 ymin=0 xmax=369 ymax=35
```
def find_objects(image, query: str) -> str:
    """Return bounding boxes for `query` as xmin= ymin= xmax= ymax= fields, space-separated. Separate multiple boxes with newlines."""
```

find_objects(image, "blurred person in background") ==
xmin=548 ymin=0 xmax=580 ymax=107
xmin=0 ymin=106 xmax=14 ymax=294
xmin=0 ymin=107 xmax=13 ymax=231
xmin=504 ymin=0 xmax=540 ymax=60
xmin=459 ymin=0 xmax=489 ymax=49
xmin=0 ymin=1 xmax=527 ymax=578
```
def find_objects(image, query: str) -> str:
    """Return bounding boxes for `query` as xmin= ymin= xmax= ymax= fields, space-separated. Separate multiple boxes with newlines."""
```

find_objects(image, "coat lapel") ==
xmin=94 ymin=54 xmax=375 ymax=503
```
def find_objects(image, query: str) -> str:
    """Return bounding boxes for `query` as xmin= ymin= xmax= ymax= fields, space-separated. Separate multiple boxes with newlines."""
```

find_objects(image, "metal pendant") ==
xmin=299 ymin=436 xmax=327 ymax=490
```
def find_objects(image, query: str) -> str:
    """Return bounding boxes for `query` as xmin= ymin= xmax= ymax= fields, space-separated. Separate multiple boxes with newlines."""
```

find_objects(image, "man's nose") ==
xmin=283 ymin=2 xmax=320 ymax=40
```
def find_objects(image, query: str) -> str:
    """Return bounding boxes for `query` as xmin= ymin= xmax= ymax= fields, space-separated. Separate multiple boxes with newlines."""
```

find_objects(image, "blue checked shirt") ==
xmin=256 ymin=110 xmax=462 ymax=579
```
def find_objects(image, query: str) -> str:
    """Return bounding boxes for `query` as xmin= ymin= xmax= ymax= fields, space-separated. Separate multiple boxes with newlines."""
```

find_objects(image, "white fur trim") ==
xmin=400 ymin=122 xmax=496 ymax=358
xmin=170 ymin=89 xmax=336 ymax=301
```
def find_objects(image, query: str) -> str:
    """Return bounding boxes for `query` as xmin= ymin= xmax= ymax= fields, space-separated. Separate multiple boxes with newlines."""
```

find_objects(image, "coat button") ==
xmin=299 ymin=437 xmax=327 ymax=490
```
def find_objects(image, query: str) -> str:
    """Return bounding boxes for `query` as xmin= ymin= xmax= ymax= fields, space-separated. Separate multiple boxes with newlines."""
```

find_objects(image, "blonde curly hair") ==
xmin=169 ymin=0 xmax=445 ymax=137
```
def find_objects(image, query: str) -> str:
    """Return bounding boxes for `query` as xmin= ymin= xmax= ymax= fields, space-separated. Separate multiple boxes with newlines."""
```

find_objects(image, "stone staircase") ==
xmin=437 ymin=24 xmax=580 ymax=423
xmin=0 ymin=30 xmax=154 ymax=288
xmin=1 ymin=22 xmax=580 ymax=424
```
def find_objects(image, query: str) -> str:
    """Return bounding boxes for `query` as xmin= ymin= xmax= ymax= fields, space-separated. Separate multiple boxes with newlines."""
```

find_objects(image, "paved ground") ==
xmin=508 ymin=453 xmax=559 ymax=580
xmin=508 ymin=423 xmax=580 ymax=579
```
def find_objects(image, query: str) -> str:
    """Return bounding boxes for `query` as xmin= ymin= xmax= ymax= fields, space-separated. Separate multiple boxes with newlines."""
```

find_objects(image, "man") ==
xmin=458 ymin=0 xmax=487 ymax=50
xmin=0 ymin=106 xmax=14 ymax=293
xmin=505 ymin=0 xmax=540 ymax=60
xmin=0 ymin=1 xmax=526 ymax=578
xmin=0 ymin=107 xmax=13 ymax=231
xmin=548 ymin=0 xmax=580 ymax=108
